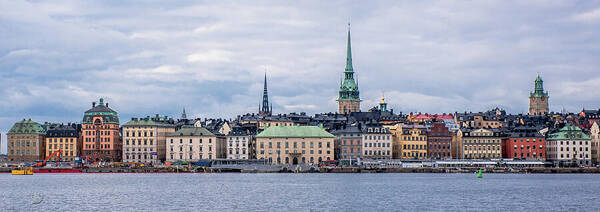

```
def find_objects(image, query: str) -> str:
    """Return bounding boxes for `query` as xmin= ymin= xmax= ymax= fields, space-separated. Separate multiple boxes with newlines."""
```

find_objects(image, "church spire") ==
xmin=260 ymin=72 xmax=271 ymax=116
xmin=345 ymin=23 xmax=353 ymax=74
xmin=337 ymin=23 xmax=361 ymax=114
xmin=181 ymin=107 xmax=187 ymax=119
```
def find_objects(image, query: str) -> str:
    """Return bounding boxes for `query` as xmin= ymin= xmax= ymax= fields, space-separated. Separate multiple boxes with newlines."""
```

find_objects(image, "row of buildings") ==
xmin=3 ymin=26 xmax=600 ymax=167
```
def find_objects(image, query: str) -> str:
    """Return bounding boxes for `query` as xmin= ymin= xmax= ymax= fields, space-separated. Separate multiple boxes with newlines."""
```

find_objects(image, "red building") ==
xmin=81 ymin=98 xmax=122 ymax=162
xmin=427 ymin=122 xmax=452 ymax=159
xmin=502 ymin=127 xmax=546 ymax=160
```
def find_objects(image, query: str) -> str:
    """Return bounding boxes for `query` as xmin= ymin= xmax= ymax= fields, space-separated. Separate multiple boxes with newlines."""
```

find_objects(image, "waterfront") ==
xmin=1 ymin=173 xmax=599 ymax=211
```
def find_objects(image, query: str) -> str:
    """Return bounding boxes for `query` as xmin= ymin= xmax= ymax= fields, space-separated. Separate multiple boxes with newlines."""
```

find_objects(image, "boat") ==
xmin=34 ymin=168 xmax=83 ymax=173
xmin=12 ymin=167 xmax=34 ymax=175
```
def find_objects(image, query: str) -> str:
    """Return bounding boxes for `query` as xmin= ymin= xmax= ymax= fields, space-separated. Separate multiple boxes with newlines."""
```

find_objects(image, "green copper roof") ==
xmin=530 ymin=74 xmax=548 ymax=98
xmin=123 ymin=119 xmax=174 ymax=127
xmin=256 ymin=126 xmax=335 ymax=138
xmin=338 ymin=25 xmax=360 ymax=101
xmin=167 ymin=126 xmax=214 ymax=137
xmin=547 ymin=125 xmax=590 ymax=140
xmin=7 ymin=119 xmax=46 ymax=135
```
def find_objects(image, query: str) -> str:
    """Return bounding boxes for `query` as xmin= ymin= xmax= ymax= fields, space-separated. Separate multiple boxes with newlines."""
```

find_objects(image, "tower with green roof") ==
xmin=337 ymin=24 xmax=361 ymax=114
xmin=529 ymin=74 xmax=549 ymax=115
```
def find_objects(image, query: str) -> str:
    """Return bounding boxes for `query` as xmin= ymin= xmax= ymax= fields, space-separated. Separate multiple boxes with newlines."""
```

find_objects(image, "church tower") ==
xmin=337 ymin=24 xmax=361 ymax=114
xmin=529 ymin=74 xmax=549 ymax=115
xmin=259 ymin=73 xmax=272 ymax=116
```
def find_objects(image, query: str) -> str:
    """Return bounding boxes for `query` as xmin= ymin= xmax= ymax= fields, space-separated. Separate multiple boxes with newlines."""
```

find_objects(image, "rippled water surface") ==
xmin=1 ymin=173 xmax=599 ymax=211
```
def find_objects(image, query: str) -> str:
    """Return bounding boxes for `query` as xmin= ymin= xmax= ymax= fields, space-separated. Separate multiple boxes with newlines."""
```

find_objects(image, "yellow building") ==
xmin=458 ymin=128 xmax=502 ymax=159
xmin=45 ymin=124 xmax=80 ymax=162
xmin=398 ymin=124 xmax=428 ymax=159
xmin=256 ymin=126 xmax=334 ymax=165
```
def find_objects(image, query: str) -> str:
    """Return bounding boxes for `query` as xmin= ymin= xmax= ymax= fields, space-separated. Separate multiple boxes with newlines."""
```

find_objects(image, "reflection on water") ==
xmin=1 ymin=173 xmax=599 ymax=211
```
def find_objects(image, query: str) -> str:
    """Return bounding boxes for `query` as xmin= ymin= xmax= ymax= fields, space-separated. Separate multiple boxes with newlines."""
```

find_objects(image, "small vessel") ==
xmin=12 ymin=167 xmax=34 ymax=175
xmin=477 ymin=169 xmax=483 ymax=178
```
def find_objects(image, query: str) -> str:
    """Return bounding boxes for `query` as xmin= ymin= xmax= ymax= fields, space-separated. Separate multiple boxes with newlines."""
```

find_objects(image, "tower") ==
xmin=379 ymin=95 xmax=388 ymax=112
xmin=259 ymin=73 xmax=272 ymax=116
xmin=529 ymin=74 xmax=549 ymax=115
xmin=181 ymin=107 xmax=187 ymax=119
xmin=337 ymin=24 xmax=361 ymax=114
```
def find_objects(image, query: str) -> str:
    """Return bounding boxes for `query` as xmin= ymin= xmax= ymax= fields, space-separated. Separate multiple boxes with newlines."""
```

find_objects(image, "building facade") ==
xmin=122 ymin=115 xmax=175 ymax=164
xmin=226 ymin=126 xmax=255 ymax=159
xmin=529 ymin=75 xmax=549 ymax=115
xmin=502 ymin=127 xmax=546 ymax=160
xmin=458 ymin=129 xmax=502 ymax=159
xmin=427 ymin=122 xmax=452 ymax=159
xmin=361 ymin=125 xmax=392 ymax=159
xmin=337 ymin=26 xmax=360 ymax=114
xmin=591 ymin=122 xmax=600 ymax=165
xmin=256 ymin=126 xmax=334 ymax=165
xmin=7 ymin=119 xmax=46 ymax=162
xmin=45 ymin=124 xmax=80 ymax=162
xmin=166 ymin=127 xmax=226 ymax=161
xmin=398 ymin=124 xmax=428 ymax=159
xmin=331 ymin=125 xmax=362 ymax=160
xmin=547 ymin=125 xmax=592 ymax=166
xmin=81 ymin=98 xmax=122 ymax=162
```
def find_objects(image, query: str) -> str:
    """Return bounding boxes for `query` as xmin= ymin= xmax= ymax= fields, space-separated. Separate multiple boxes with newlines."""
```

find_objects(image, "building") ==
xmin=258 ymin=73 xmax=272 ymax=116
xmin=45 ymin=123 xmax=80 ymax=162
xmin=337 ymin=26 xmax=360 ymax=114
xmin=258 ymin=115 xmax=295 ymax=131
xmin=398 ymin=124 xmax=428 ymax=159
xmin=331 ymin=124 xmax=363 ymax=160
xmin=166 ymin=126 xmax=226 ymax=161
xmin=529 ymin=75 xmax=549 ymax=115
xmin=458 ymin=128 xmax=502 ymax=159
xmin=361 ymin=124 xmax=392 ymax=159
xmin=427 ymin=122 xmax=452 ymax=159
xmin=122 ymin=115 xmax=176 ymax=164
xmin=7 ymin=119 xmax=46 ymax=162
xmin=547 ymin=125 xmax=592 ymax=166
xmin=81 ymin=98 xmax=122 ymax=162
xmin=255 ymin=126 xmax=334 ymax=165
xmin=502 ymin=127 xmax=546 ymax=160
xmin=591 ymin=122 xmax=600 ymax=165
xmin=226 ymin=126 xmax=256 ymax=159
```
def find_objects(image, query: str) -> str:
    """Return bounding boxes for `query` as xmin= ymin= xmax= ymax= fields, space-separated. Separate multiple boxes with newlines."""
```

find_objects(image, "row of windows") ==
xmin=228 ymin=149 xmax=247 ymax=155
xmin=403 ymin=144 xmax=426 ymax=150
xmin=124 ymin=148 xmax=154 ymax=152
xmin=9 ymin=135 xmax=36 ymax=139
xmin=464 ymin=145 xmax=500 ymax=151
xmin=9 ymin=141 xmax=37 ymax=147
xmin=84 ymin=125 xmax=113 ymax=129
xmin=84 ymin=144 xmax=112 ymax=149
xmin=170 ymin=138 xmax=213 ymax=144
xmin=364 ymin=150 xmax=390 ymax=156
xmin=513 ymin=145 xmax=543 ymax=150
xmin=403 ymin=152 xmax=426 ymax=158
xmin=229 ymin=141 xmax=247 ymax=147
xmin=85 ymin=137 xmax=112 ymax=143
xmin=169 ymin=154 xmax=213 ymax=160
xmin=10 ymin=150 xmax=32 ymax=155
xmin=48 ymin=144 xmax=74 ymax=149
xmin=125 ymin=139 xmax=154 ymax=146
xmin=365 ymin=142 xmax=391 ymax=148
xmin=125 ymin=154 xmax=155 ymax=160
xmin=260 ymin=150 xmax=331 ymax=155
xmin=429 ymin=144 xmax=450 ymax=150
xmin=169 ymin=145 xmax=212 ymax=153
xmin=260 ymin=141 xmax=330 ymax=149
xmin=465 ymin=154 xmax=501 ymax=158
xmin=512 ymin=138 xmax=541 ymax=143
xmin=228 ymin=136 xmax=248 ymax=141
xmin=402 ymin=136 xmax=426 ymax=141
xmin=263 ymin=156 xmax=330 ymax=164
xmin=125 ymin=131 xmax=154 ymax=137
xmin=363 ymin=135 xmax=391 ymax=140
xmin=47 ymin=138 xmax=75 ymax=143
xmin=513 ymin=152 xmax=543 ymax=158
xmin=84 ymin=130 xmax=114 ymax=136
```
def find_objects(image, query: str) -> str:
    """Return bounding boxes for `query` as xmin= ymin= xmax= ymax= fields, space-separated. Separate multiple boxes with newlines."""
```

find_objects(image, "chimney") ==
xmin=106 ymin=103 xmax=109 ymax=107
xmin=92 ymin=102 xmax=96 ymax=107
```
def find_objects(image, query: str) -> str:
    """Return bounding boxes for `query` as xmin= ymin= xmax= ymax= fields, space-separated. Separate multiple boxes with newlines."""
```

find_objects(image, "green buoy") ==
xmin=477 ymin=169 xmax=483 ymax=178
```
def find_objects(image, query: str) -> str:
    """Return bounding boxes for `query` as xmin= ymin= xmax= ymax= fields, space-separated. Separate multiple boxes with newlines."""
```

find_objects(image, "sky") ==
xmin=1 ymin=1 xmax=600 ymax=153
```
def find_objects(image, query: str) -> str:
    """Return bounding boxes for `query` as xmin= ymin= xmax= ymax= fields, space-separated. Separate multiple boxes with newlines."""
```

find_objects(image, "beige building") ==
xmin=45 ymin=124 xmax=80 ymax=162
xmin=166 ymin=126 xmax=226 ymax=161
xmin=123 ymin=115 xmax=175 ymax=164
xmin=592 ymin=122 xmax=600 ymax=165
xmin=7 ymin=119 xmax=46 ymax=162
xmin=547 ymin=125 xmax=592 ymax=166
xmin=361 ymin=125 xmax=392 ymax=159
xmin=458 ymin=129 xmax=502 ymax=159
xmin=256 ymin=126 xmax=334 ymax=165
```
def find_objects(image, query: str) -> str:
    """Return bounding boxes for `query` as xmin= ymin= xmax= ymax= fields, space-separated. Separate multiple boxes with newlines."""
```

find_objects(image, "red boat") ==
xmin=34 ymin=168 xmax=83 ymax=173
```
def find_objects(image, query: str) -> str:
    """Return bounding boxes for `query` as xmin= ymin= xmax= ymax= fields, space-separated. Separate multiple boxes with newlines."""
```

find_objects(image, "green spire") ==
xmin=530 ymin=74 xmax=548 ymax=98
xmin=345 ymin=24 xmax=353 ymax=74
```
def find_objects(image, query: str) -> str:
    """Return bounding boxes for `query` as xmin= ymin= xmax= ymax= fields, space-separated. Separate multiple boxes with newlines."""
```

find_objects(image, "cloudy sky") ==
xmin=1 ymin=1 xmax=600 ymax=153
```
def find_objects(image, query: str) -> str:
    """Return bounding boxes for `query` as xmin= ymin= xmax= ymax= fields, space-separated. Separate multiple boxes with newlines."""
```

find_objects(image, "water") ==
xmin=1 ymin=173 xmax=599 ymax=211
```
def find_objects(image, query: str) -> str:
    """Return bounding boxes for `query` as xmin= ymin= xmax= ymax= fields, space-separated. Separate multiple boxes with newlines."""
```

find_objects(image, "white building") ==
xmin=591 ymin=122 xmax=600 ymax=165
xmin=122 ymin=116 xmax=175 ymax=164
xmin=226 ymin=127 xmax=255 ymax=159
xmin=166 ymin=126 xmax=226 ymax=161
xmin=362 ymin=125 xmax=392 ymax=159
xmin=547 ymin=125 xmax=592 ymax=166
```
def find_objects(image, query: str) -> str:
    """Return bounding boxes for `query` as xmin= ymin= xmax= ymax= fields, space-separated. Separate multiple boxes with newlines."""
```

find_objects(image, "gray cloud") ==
xmin=1 ymin=1 xmax=600 ymax=153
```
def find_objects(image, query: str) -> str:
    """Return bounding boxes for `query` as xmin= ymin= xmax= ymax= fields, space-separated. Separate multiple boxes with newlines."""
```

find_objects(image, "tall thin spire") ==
xmin=181 ymin=107 xmax=187 ymax=119
xmin=260 ymin=72 xmax=271 ymax=116
xmin=345 ymin=22 xmax=353 ymax=74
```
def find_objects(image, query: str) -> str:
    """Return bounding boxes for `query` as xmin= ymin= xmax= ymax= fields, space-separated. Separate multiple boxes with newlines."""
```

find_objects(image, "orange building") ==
xmin=81 ymin=98 xmax=122 ymax=162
